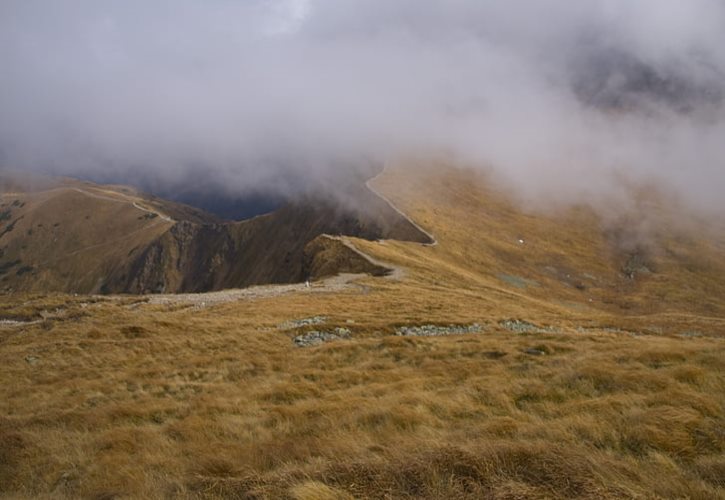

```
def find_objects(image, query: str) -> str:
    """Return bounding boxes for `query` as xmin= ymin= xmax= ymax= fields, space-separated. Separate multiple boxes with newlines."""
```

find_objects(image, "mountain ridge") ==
xmin=0 ymin=170 xmax=432 ymax=294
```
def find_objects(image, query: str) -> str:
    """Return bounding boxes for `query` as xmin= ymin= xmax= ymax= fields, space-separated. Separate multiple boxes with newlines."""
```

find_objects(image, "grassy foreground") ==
xmin=1 ymin=165 xmax=724 ymax=498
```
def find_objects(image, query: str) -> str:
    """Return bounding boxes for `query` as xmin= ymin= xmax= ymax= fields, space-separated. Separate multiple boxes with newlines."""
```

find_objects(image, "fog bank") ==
xmin=1 ymin=1 xmax=724 ymax=214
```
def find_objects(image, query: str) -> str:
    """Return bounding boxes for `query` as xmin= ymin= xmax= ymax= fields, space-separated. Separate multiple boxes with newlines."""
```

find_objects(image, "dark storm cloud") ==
xmin=0 ymin=1 xmax=724 ymax=213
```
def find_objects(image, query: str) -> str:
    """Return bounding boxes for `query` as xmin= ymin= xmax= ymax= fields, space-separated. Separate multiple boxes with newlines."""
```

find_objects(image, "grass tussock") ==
xmin=1 ymin=295 xmax=722 ymax=498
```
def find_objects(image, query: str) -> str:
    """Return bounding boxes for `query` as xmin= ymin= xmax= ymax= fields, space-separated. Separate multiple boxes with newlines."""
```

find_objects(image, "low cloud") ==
xmin=1 ymin=0 xmax=724 ymax=215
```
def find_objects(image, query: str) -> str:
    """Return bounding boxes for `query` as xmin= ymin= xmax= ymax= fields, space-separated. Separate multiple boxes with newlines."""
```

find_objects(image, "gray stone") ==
xmin=395 ymin=323 xmax=481 ymax=337
xmin=293 ymin=327 xmax=351 ymax=347
xmin=279 ymin=316 xmax=327 ymax=330
xmin=499 ymin=319 xmax=559 ymax=334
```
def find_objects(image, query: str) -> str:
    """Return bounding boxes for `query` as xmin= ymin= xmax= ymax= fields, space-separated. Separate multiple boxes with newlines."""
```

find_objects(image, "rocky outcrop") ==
xmin=302 ymin=235 xmax=391 ymax=281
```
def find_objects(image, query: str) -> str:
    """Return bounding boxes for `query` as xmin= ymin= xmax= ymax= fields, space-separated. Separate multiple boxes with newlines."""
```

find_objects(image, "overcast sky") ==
xmin=1 ymin=1 xmax=724 ymax=213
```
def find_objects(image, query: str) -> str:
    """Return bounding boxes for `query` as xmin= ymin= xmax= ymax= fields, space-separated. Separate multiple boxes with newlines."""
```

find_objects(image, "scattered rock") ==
xmin=24 ymin=355 xmax=39 ymax=365
xmin=293 ymin=327 xmax=351 ymax=347
xmin=279 ymin=316 xmax=327 ymax=330
xmin=395 ymin=323 xmax=481 ymax=337
xmin=523 ymin=347 xmax=546 ymax=356
xmin=0 ymin=319 xmax=39 ymax=327
xmin=499 ymin=319 xmax=559 ymax=334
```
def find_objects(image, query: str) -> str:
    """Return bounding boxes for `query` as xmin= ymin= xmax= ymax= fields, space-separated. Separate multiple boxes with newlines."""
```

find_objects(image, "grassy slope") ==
xmin=0 ymin=181 xmax=175 ymax=293
xmin=0 ymin=165 xmax=724 ymax=499
xmin=356 ymin=164 xmax=725 ymax=327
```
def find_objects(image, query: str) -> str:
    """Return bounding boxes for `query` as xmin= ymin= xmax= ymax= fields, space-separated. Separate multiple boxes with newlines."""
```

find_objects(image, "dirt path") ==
xmin=365 ymin=164 xmax=438 ymax=246
xmin=132 ymin=202 xmax=173 ymax=222
xmin=135 ymin=273 xmax=366 ymax=309
xmin=71 ymin=187 xmax=175 ymax=222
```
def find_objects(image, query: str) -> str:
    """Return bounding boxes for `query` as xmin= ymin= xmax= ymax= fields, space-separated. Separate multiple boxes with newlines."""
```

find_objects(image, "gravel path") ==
xmin=139 ymin=273 xmax=364 ymax=308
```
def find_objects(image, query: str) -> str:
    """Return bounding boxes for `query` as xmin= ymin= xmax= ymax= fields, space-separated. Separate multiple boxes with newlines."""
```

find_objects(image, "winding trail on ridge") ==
xmin=70 ymin=187 xmax=174 ymax=222
xmin=300 ymin=164 xmax=440 ymax=285
xmin=364 ymin=164 xmax=438 ymax=246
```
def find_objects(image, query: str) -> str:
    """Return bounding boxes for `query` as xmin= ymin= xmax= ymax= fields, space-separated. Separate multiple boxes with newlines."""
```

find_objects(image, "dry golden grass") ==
xmin=1 ymin=165 xmax=724 ymax=499
xmin=0 ymin=183 xmax=173 ymax=293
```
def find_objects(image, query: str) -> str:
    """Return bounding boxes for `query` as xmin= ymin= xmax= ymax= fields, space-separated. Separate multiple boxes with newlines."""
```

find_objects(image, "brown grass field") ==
xmin=1 ymin=165 xmax=724 ymax=499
